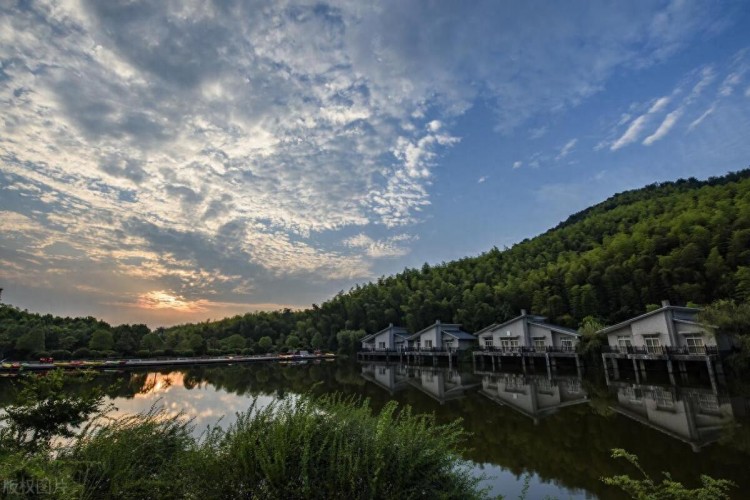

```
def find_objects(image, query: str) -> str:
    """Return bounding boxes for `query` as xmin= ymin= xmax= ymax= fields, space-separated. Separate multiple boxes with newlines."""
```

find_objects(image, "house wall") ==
xmin=479 ymin=319 xmax=527 ymax=347
xmin=550 ymin=331 xmax=579 ymax=348
xmin=419 ymin=327 xmax=440 ymax=349
xmin=372 ymin=330 xmax=393 ymax=349
xmin=606 ymin=311 xmax=672 ymax=347
xmin=673 ymin=322 xmax=717 ymax=347
xmin=528 ymin=324 xmax=553 ymax=347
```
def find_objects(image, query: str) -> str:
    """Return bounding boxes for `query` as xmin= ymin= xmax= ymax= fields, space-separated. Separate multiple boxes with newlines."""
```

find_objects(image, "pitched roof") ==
xmin=474 ymin=314 xmax=578 ymax=337
xmin=444 ymin=330 xmax=477 ymax=340
xmin=360 ymin=325 xmax=409 ymax=342
xmin=407 ymin=321 xmax=462 ymax=340
xmin=596 ymin=305 xmax=701 ymax=335
xmin=528 ymin=321 xmax=581 ymax=337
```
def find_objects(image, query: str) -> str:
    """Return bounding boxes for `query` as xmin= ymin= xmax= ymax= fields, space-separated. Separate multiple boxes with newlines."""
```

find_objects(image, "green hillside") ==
xmin=2 ymin=169 xmax=750 ymax=359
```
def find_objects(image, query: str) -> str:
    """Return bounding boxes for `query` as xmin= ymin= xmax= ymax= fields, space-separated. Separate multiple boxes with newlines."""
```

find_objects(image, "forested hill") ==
xmin=2 ymin=169 xmax=750 ymax=358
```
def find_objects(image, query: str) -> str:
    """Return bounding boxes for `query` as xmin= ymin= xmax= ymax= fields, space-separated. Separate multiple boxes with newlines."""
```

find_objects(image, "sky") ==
xmin=1 ymin=0 xmax=749 ymax=327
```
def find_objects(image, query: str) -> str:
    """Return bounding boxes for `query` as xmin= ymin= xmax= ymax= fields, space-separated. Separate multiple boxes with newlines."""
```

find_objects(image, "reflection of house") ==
xmin=360 ymin=324 xmax=410 ymax=352
xmin=479 ymin=372 xmax=588 ymax=424
xmin=360 ymin=363 xmax=411 ymax=395
xmin=473 ymin=311 xmax=582 ymax=375
xmin=407 ymin=321 xmax=476 ymax=351
xmin=407 ymin=366 xmax=479 ymax=404
xmin=607 ymin=381 xmax=736 ymax=452
xmin=600 ymin=301 xmax=728 ymax=388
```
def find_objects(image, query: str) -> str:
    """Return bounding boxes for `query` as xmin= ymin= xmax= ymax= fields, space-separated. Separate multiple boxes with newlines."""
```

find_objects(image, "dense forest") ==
xmin=2 ymin=168 xmax=750 ymax=360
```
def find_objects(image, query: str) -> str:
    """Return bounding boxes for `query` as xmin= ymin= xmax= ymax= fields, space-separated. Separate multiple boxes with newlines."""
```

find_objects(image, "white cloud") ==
xmin=643 ymin=109 xmax=683 ymax=145
xmin=512 ymin=161 xmax=523 ymax=169
xmin=477 ymin=176 xmax=488 ymax=184
xmin=555 ymin=138 xmax=578 ymax=160
xmin=343 ymin=233 xmax=416 ymax=258
xmin=611 ymin=96 xmax=670 ymax=150
xmin=688 ymin=105 xmax=716 ymax=131
xmin=719 ymin=72 xmax=742 ymax=96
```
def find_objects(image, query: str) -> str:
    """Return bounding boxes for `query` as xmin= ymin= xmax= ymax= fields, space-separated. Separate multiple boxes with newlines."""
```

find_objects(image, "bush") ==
xmin=33 ymin=351 xmax=51 ymax=360
xmin=206 ymin=349 xmax=222 ymax=356
xmin=150 ymin=350 xmax=166 ymax=358
xmin=135 ymin=350 xmax=150 ymax=358
xmin=175 ymin=350 xmax=195 ymax=357
xmin=241 ymin=348 xmax=255 ymax=355
xmin=50 ymin=349 xmax=72 ymax=360
xmin=71 ymin=348 xmax=91 ymax=359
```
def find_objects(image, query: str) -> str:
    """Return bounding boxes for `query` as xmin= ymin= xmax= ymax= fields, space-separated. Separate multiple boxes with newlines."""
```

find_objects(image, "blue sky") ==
xmin=1 ymin=0 xmax=749 ymax=326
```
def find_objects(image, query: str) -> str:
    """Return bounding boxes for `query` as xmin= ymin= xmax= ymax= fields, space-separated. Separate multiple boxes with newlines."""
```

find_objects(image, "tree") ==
xmin=285 ymin=335 xmax=301 ymax=349
xmin=15 ymin=327 xmax=45 ymax=357
xmin=0 ymin=370 xmax=106 ymax=452
xmin=222 ymin=334 xmax=246 ymax=351
xmin=258 ymin=336 xmax=273 ymax=353
xmin=140 ymin=332 xmax=164 ymax=352
xmin=89 ymin=329 xmax=114 ymax=351
xmin=310 ymin=331 xmax=324 ymax=349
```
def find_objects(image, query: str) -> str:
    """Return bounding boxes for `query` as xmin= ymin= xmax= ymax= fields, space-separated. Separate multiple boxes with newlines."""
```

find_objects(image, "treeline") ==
xmin=2 ymin=168 xmax=750 ymax=360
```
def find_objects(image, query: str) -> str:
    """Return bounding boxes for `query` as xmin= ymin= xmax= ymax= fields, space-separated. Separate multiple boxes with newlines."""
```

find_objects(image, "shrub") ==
xmin=602 ymin=448 xmax=735 ymax=499
xmin=50 ymin=349 xmax=72 ymax=360
xmin=71 ymin=348 xmax=91 ymax=359
xmin=135 ymin=350 xmax=150 ymax=358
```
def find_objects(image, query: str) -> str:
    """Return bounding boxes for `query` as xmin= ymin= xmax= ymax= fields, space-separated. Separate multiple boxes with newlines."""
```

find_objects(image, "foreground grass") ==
xmin=1 ymin=374 xmax=483 ymax=499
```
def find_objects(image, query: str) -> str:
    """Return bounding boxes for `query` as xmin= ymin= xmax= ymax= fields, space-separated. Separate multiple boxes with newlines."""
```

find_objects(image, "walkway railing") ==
xmin=601 ymin=345 xmax=719 ymax=356
xmin=475 ymin=346 xmax=577 ymax=354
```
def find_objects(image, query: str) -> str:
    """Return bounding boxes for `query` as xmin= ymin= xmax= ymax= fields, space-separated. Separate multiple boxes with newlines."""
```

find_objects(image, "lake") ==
xmin=1 ymin=360 xmax=748 ymax=499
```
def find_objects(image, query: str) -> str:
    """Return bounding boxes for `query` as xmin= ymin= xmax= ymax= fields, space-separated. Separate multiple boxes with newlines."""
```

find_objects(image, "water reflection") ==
xmin=606 ymin=380 xmax=741 ymax=452
xmin=479 ymin=372 xmax=588 ymax=424
xmin=2 ymin=361 xmax=750 ymax=499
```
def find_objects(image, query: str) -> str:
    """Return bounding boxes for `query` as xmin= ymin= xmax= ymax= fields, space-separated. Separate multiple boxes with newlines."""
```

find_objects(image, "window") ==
xmin=378 ymin=341 xmax=386 ymax=350
xmin=533 ymin=338 xmax=546 ymax=351
xmin=617 ymin=336 xmax=632 ymax=351
xmin=501 ymin=339 xmax=519 ymax=351
xmin=424 ymin=339 xmax=433 ymax=349
xmin=561 ymin=338 xmax=573 ymax=351
xmin=686 ymin=336 xmax=704 ymax=354
xmin=484 ymin=338 xmax=493 ymax=348
xmin=644 ymin=336 xmax=661 ymax=354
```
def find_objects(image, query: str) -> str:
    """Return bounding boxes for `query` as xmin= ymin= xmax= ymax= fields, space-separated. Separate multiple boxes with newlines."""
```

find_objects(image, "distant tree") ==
xmin=222 ymin=334 xmax=246 ymax=351
xmin=285 ymin=335 xmax=301 ymax=349
xmin=140 ymin=332 xmax=164 ymax=352
xmin=15 ymin=327 xmax=45 ymax=357
xmin=310 ymin=331 xmax=324 ymax=349
xmin=258 ymin=336 xmax=273 ymax=353
xmin=89 ymin=329 xmax=114 ymax=351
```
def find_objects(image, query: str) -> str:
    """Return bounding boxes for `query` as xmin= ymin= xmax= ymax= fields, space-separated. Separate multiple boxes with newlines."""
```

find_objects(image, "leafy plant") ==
xmin=601 ymin=448 xmax=735 ymax=499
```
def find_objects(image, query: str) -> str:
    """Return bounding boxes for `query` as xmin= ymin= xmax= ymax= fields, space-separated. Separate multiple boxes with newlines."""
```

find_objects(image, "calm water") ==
xmin=1 ymin=360 xmax=749 ymax=499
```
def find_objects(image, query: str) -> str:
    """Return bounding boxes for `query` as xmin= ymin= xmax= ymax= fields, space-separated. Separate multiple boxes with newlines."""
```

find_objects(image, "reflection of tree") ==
xmin=2 ymin=362 xmax=749 ymax=499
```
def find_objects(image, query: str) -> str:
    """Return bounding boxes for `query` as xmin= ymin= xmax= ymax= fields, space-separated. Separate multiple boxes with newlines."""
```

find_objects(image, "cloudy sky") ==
xmin=1 ymin=1 xmax=749 ymax=326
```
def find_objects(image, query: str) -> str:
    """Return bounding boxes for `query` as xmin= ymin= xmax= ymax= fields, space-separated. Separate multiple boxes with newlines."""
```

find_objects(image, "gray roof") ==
xmin=444 ymin=330 xmax=477 ymax=340
xmin=474 ymin=314 xmax=578 ymax=337
xmin=360 ymin=325 xmax=409 ymax=342
xmin=407 ymin=321 xmax=462 ymax=340
xmin=528 ymin=321 xmax=581 ymax=337
xmin=597 ymin=305 xmax=701 ymax=335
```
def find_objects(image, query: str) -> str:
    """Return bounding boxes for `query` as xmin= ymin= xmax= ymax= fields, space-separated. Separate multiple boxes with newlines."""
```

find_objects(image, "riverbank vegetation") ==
xmin=0 ymin=371 xmax=483 ymax=499
xmin=3 ymin=169 xmax=750 ymax=361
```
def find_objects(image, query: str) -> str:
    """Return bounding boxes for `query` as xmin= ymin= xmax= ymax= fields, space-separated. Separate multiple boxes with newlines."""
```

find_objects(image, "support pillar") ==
xmin=575 ymin=355 xmax=582 ymax=379
xmin=639 ymin=360 xmax=647 ymax=381
xmin=706 ymin=357 xmax=718 ymax=393
xmin=632 ymin=358 xmax=641 ymax=384
xmin=611 ymin=357 xmax=620 ymax=380
xmin=545 ymin=354 xmax=552 ymax=380
xmin=521 ymin=355 xmax=527 ymax=374
xmin=667 ymin=359 xmax=676 ymax=386
xmin=491 ymin=355 xmax=496 ymax=371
